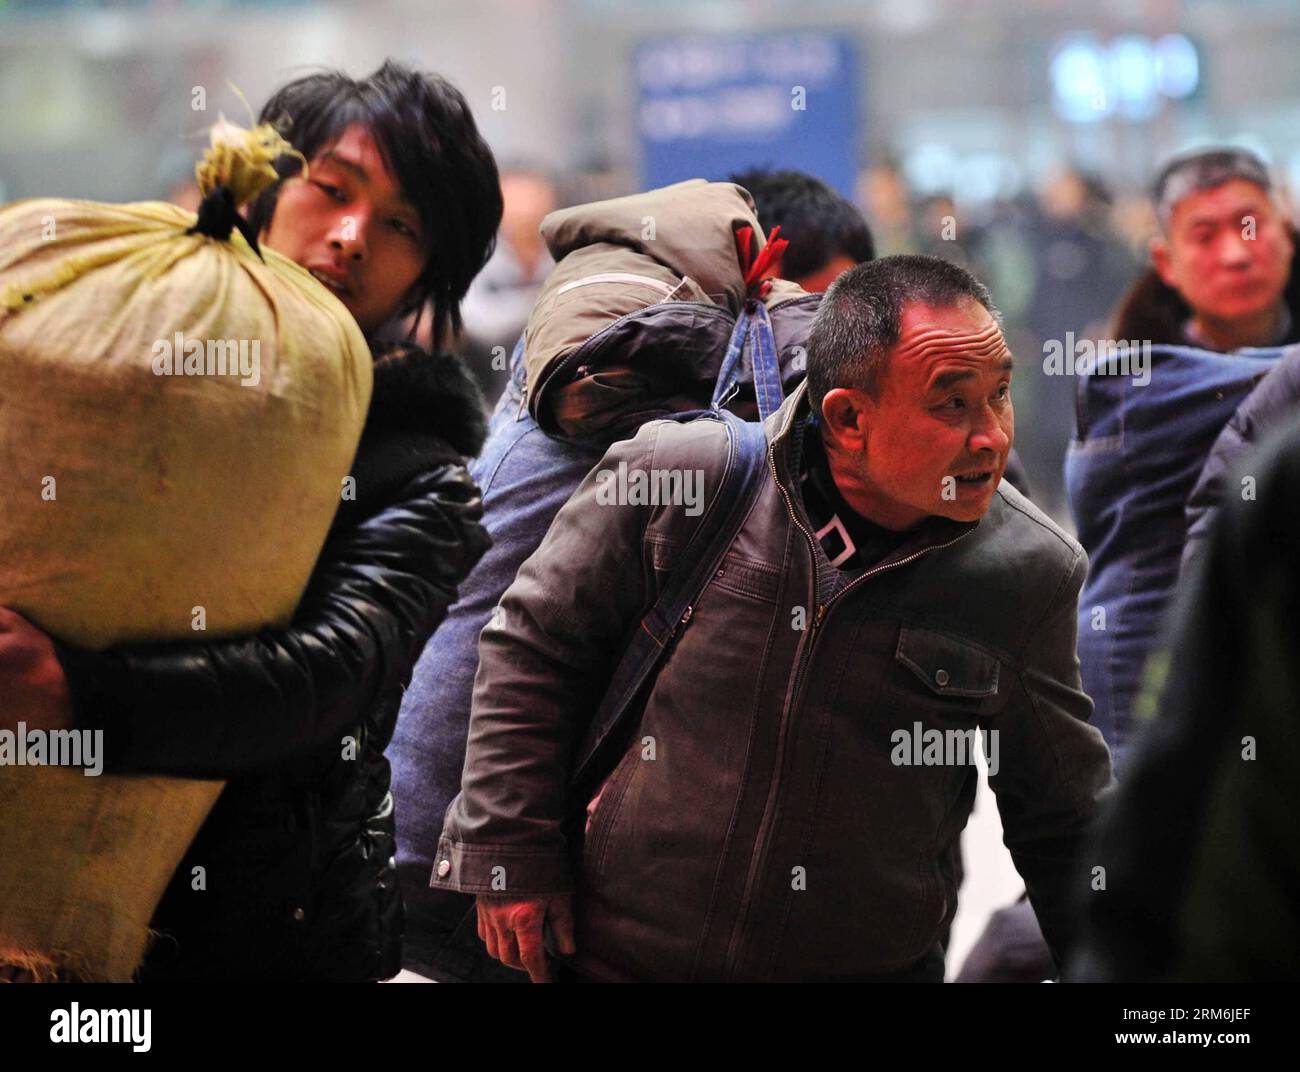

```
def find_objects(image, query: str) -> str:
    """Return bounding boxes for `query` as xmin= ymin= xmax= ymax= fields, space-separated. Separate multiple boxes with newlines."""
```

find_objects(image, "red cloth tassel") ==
xmin=736 ymin=224 xmax=790 ymax=299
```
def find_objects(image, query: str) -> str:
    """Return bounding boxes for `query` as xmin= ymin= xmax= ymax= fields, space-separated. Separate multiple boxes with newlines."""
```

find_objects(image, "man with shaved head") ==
xmin=432 ymin=255 xmax=1112 ymax=982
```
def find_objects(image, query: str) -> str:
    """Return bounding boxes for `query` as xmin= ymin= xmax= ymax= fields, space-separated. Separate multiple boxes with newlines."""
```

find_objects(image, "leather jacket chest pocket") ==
xmin=874 ymin=625 xmax=1006 ymax=749
xmin=894 ymin=626 xmax=1001 ymax=707
xmin=868 ymin=626 xmax=1006 ymax=826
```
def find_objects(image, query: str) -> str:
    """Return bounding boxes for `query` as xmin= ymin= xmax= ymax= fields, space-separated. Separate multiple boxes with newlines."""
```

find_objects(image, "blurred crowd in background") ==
xmin=440 ymin=159 xmax=1164 ymax=517
xmin=425 ymin=155 xmax=1245 ymax=519
xmin=5 ymin=0 xmax=1300 ymax=521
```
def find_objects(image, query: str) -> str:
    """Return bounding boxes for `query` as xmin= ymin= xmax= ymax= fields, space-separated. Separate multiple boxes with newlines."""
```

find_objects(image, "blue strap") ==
xmin=709 ymin=301 xmax=785 ymax=424
xmin=569 ymin=410 xmax=770 ymax=792
xmin=747 ymin=301 xmax=785 ymax=423
xmin=710 ymin=311 xmax=751 ymax=413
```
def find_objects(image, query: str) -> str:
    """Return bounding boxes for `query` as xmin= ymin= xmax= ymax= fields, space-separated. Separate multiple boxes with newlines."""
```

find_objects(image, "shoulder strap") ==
xmin=568 ymin=410 xmax=769 ymax=795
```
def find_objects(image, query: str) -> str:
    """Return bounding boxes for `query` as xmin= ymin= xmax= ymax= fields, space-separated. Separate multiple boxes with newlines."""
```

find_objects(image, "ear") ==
xmin=1150 ymin=235 xmax=1177 ymax=288
xmin=820 ymin=387 xmax=872 ymax=452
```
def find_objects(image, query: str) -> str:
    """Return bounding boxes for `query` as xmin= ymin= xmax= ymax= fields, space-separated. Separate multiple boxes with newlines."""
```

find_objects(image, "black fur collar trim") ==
xmin=364 ymin=342 xmax=487 ymax=458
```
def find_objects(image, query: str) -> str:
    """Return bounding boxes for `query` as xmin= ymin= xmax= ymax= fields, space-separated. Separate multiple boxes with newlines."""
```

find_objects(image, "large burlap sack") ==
xmin=0 ymin=124 xmax=373 ymax=981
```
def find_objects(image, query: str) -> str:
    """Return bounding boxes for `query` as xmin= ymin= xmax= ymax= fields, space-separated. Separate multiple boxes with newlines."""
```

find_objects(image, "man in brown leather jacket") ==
xmin=433 ymin=254 xmax=1113 ymax=982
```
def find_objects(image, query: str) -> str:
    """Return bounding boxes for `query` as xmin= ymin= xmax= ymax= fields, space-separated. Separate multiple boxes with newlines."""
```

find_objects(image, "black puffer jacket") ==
xmin=57 ymin=344 xmax=490 ymax=981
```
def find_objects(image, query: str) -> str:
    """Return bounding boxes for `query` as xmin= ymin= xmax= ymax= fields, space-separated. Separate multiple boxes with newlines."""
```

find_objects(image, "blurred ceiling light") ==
xmin=1154 ymin=33 xmax=1199 ymax=99
xmin=1110 ymin=34 xmax=1160 ymax=120
xmin=1050 ymin=35 xmax=1108 ymax=123
xmin=1051 ymin=32 xmax=1200 ymax=123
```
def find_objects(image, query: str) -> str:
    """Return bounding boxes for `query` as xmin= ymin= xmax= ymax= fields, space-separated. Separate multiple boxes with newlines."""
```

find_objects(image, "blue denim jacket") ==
xmin=1065 ymin=344 xmax=1282 ymax=769
xmin=388 ymin=346 xmax=602 ymax=975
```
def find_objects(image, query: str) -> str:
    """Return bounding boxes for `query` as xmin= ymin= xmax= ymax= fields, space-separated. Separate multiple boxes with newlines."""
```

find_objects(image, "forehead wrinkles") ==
xmin=1183 ymin=202 xmax=1269 ymax=229
xmin=892 ymin=320 xmax=1007 ymax=365
xmin=1176 ymin=183 xmax=1273 ymax=225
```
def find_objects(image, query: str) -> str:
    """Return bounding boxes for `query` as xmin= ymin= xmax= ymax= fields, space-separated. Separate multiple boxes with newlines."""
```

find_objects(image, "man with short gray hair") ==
xmin=434 ymin=254 xmax=1113 ymax=983
xmin=1114 ymin=146 xmax=1298 ymax=351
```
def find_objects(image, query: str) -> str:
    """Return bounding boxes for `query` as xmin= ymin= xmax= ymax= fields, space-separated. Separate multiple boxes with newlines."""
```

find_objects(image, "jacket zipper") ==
xmin=721 ymin=439 xmax=973 ymax=980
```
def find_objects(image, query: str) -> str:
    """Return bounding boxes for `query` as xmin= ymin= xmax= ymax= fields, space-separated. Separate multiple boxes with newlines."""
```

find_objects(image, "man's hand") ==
xmin=476 ymin=894 xmax=576 ymax=983
xmin=0 ymin=608 xmax=73 ymax=733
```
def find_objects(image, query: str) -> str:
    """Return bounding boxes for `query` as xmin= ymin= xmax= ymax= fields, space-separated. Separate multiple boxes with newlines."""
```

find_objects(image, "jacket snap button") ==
xmin=935 ymin=669 xmax=950 ymax=687
xmin=437 ymin=859 xmax=451 ymax=878
xmin=292 ymin=907 xmax=306 ymax=922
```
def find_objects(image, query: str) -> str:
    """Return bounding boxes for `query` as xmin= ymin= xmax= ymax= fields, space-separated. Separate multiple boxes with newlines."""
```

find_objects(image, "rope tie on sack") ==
xmin=186 ymin=118 xmax=307 ymax=261
xmin=188 ymin=185 xmax=265 ymax=255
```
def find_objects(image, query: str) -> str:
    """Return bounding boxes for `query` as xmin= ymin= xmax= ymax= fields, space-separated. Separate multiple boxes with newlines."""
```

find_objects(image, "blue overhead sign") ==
xmin=635 ymin=32 xmax=859 ymax=199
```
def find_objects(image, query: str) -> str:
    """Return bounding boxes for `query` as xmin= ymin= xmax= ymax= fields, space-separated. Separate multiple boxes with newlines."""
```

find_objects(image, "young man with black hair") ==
xmin=0 ymin=60 xmax=503 ymax=981
xmin=245 ymin=62 xmax=503 ymax=345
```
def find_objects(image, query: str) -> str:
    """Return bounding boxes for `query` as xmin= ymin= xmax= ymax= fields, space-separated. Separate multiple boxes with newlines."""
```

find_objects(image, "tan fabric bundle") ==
xmin=0 ymin=124 xmax=373 ymax=981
